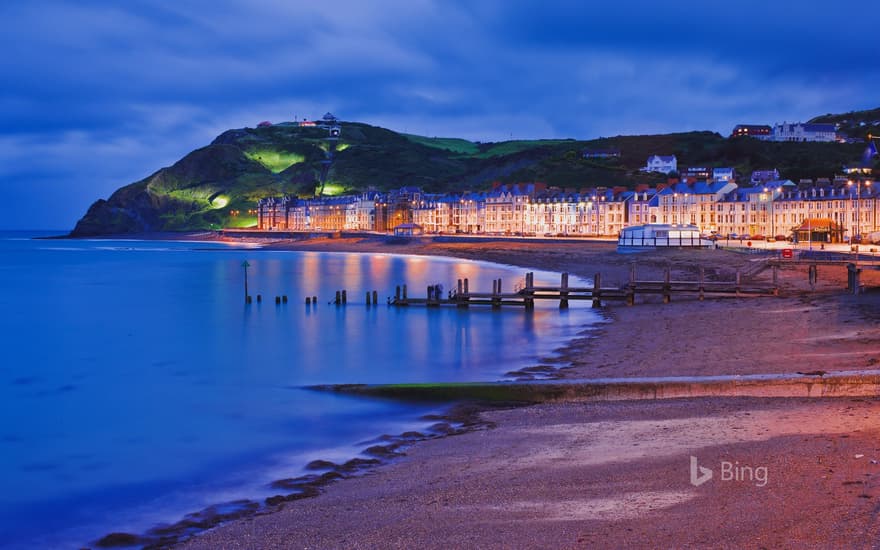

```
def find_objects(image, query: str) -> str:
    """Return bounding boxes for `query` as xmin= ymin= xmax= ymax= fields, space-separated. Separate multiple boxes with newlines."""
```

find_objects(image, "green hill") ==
xmin=810 ymin=107 xmax=880 ymax=141
xmin=71 ymin=113 xmax=878 ymax=236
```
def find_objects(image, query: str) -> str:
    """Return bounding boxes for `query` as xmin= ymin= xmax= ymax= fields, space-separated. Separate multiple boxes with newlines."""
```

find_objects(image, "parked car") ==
xmin=729 ymin=233 xmax=739 ymax=240
xmin=774 ymin=235 xmax=789 ymax=242
xmin=751 ymin=234 xmax=765 ymax=241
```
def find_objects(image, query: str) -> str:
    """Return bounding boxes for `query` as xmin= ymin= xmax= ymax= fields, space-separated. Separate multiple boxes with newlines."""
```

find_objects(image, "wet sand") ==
xmin=182 ymin=398 xmax=880 ymax=549
xmin=172 ymin=235 xmax=880 ymax=548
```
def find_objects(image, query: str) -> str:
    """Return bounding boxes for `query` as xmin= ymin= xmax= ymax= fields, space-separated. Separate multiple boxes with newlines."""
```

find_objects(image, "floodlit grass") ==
xmin=244 ymin=149 xmax=305 ymax=173
xmin=403 ymin=134 xmax=480 ymax=155
xmin=225 ymin=216 xmax=258 ymax=228
xmin=321 ymin=183 xmax=346 ymax=196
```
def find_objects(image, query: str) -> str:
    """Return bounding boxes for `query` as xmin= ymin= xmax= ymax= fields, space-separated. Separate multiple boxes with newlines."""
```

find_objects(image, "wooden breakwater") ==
xmin=388 ymin=265 xmax=779 ymax=309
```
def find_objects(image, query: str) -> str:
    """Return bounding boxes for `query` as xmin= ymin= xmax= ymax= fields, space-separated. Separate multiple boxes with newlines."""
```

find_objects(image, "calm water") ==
xmin=0 ymin=232 xmax=599 ymax=548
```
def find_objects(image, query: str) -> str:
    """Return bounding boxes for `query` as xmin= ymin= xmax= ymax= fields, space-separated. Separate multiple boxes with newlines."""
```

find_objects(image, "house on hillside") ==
xmin=750 ymin=169 xmax=780 ymax=185
xmin=583 ymin=148 xmax=621 ymax=159
xmin=731 ymin=124 xmax=772 ymax=139
xmin=641 ymin=155 xmax=678 ymax=174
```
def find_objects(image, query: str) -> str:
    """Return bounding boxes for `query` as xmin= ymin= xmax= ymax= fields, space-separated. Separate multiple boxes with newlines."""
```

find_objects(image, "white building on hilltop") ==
xmin=770 ymin=122 xmax=837 ymax=142
xmin=642 ymin=155 xmax=678 ymax=174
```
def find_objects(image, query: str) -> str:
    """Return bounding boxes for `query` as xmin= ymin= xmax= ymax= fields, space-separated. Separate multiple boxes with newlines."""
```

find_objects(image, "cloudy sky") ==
xmin=1 ymin=0 xmax=878 ymax=230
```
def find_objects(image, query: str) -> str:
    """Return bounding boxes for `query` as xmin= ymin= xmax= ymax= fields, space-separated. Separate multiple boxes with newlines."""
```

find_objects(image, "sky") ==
xmin=1 ymin=0 xmax=878 ymax=230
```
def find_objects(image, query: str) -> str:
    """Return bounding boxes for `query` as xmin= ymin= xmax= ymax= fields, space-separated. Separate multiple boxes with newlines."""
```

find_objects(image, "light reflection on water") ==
xmin=0 ymin=235 xmax=599 ymax=548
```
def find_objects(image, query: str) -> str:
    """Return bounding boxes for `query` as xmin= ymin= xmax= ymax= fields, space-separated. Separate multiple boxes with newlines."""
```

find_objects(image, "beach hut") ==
xmin=618 ymin=223 xmax=712 ymax=250
xmin=792 ymin=218 xmax=843 ymax=243
xmin=393 ymin=223 xmax=424 ymax=237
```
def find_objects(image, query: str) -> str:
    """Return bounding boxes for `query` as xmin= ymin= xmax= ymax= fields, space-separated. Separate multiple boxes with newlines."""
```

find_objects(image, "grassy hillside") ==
xmin=810 ymin=106 xmax=880 ymax=141
xmin=71 ymin=115 xmax=879 ymax=235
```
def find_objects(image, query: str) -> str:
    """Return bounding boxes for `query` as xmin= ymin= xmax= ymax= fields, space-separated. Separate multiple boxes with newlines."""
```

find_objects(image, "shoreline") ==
xmin=60 ymin=233 xmax=880 ymax=548
xmin=81 ymin=236 xmax=599 ymax=548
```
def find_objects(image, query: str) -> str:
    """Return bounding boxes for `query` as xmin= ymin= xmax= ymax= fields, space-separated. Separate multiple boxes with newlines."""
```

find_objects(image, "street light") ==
xmin=763 ymin=186 xmax=774 ymax=238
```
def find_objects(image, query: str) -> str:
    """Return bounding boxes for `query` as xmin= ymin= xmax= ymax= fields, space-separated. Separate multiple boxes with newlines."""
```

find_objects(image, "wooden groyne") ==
xmin=388 ymin=266 xmax=779 ymax=309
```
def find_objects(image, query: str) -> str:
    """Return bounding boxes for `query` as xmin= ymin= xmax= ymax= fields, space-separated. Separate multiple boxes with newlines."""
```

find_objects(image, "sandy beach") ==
xmin=171 ymin=234 xmax=880 ymax=549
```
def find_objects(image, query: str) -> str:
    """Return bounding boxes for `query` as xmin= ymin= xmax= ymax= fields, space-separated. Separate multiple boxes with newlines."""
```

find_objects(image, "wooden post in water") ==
xmin=698 ymin=266 xmax=705 ymax=301
xmin=402 ymin=284 xmax=407 ymax=301
xmin=372 ymin=290 xmax=378 ymax=305
xmin=560 ymin=272 xmax=569 ymax=309
xmin=524 ymin=272 xmax=534 ymax=310
xmin=663 ymin=268 xmax=671 ymax=304
xmin=313 ymin=295 xmax=317 ymax=305
xmin=241 ymin=261 xmax=251 ymax=304
xmin=808 ymin=264 xmax=817 ymax=290
xmin=592 ymin=273 xmax=601 ymax=308
xmin=772 ymin=265 xmax=779 ymax=296
xmin=493 ymin=278 xmax=502 ymax=309
xmin=366 ymin=292 xmax=371 ymax=306
xmin=335 ymin=290 xmax=341 ymax=305
xmin=395 ymin=285 xmax=401 ymax=302
xmin=341 ymin=290 xmax=347 ymax=304
xmin=735 ymin=270 xmax=741 ymax=297
xmin=306 ymin=296 xmax=311 ymax=305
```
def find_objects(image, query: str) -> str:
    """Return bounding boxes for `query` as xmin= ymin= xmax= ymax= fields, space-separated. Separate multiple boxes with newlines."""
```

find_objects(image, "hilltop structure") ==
xmin=732 ymin=122 xmax=839 ymax=142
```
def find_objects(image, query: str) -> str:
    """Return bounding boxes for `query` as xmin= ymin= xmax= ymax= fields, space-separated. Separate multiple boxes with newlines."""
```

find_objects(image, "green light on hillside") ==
xmin=244 ymin=150 xmax=305 ymax=173
xmin=322 ymin=184 xmax=345 ymax=196
xmin=336 ymin=143 xmax=350 ymax=152
xmin=211 ymin=196 xmax=229 ymax=209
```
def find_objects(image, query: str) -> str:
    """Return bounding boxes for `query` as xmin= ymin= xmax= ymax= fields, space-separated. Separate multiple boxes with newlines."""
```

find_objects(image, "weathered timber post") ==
xmin=395 ymin=285 xmax=401 ymax=302
xmin=808 ymin=264 xmax=817 ymax=291
xmin=524 ymin=272 xmax=535 ymax=310
xmin=560 ymin=272 xmax=570 ymax=309
xmin=241 ymin=261 xmax=251 ymax=304
xmin=366 ymin=292 xmax=371 ymax=306
xmin=335 ymin=290 xmax=341 ymax=305
xmin=341 ymin=290 xmax=347 ymax=304
xmin=772 ymin=265 xmax=779 ymax=296
xmin=372 ymin=290 xmax=378 ymax=305
xmin=306 ymin=296 xmax=311 ymax=305
xmin=735 ymin=270 xmax=742 ymax=297
xmin=847 ymin=263 xmax=861 ymax=295
xmin=459 ymin=278 xmax=470 ymax=308
xmin=402 ymin=284 xmax=407 ymax=301
xmin=592 ymin=273 xmax=601 ymax=308
xmin=663 ymin=267 xmax=671 ymax=304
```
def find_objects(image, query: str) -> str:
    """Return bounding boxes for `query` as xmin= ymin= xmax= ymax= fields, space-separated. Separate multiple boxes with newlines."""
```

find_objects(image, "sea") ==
xmin=0 ymin=231 xmax=600 ymax=548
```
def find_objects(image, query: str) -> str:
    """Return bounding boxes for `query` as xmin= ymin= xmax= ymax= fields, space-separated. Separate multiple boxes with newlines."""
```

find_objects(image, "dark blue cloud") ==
xmin=0 ymin=0 xmax=877 ymax=229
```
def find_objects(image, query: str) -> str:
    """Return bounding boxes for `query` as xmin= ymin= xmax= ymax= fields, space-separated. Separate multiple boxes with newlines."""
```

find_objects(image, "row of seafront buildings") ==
xmin=257 ymin=173 xmax=878 ymax=242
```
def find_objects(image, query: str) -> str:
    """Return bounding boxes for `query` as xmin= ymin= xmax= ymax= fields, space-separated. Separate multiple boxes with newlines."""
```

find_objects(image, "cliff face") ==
xmin=71 ymin=143 xmax=280 ymax=236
